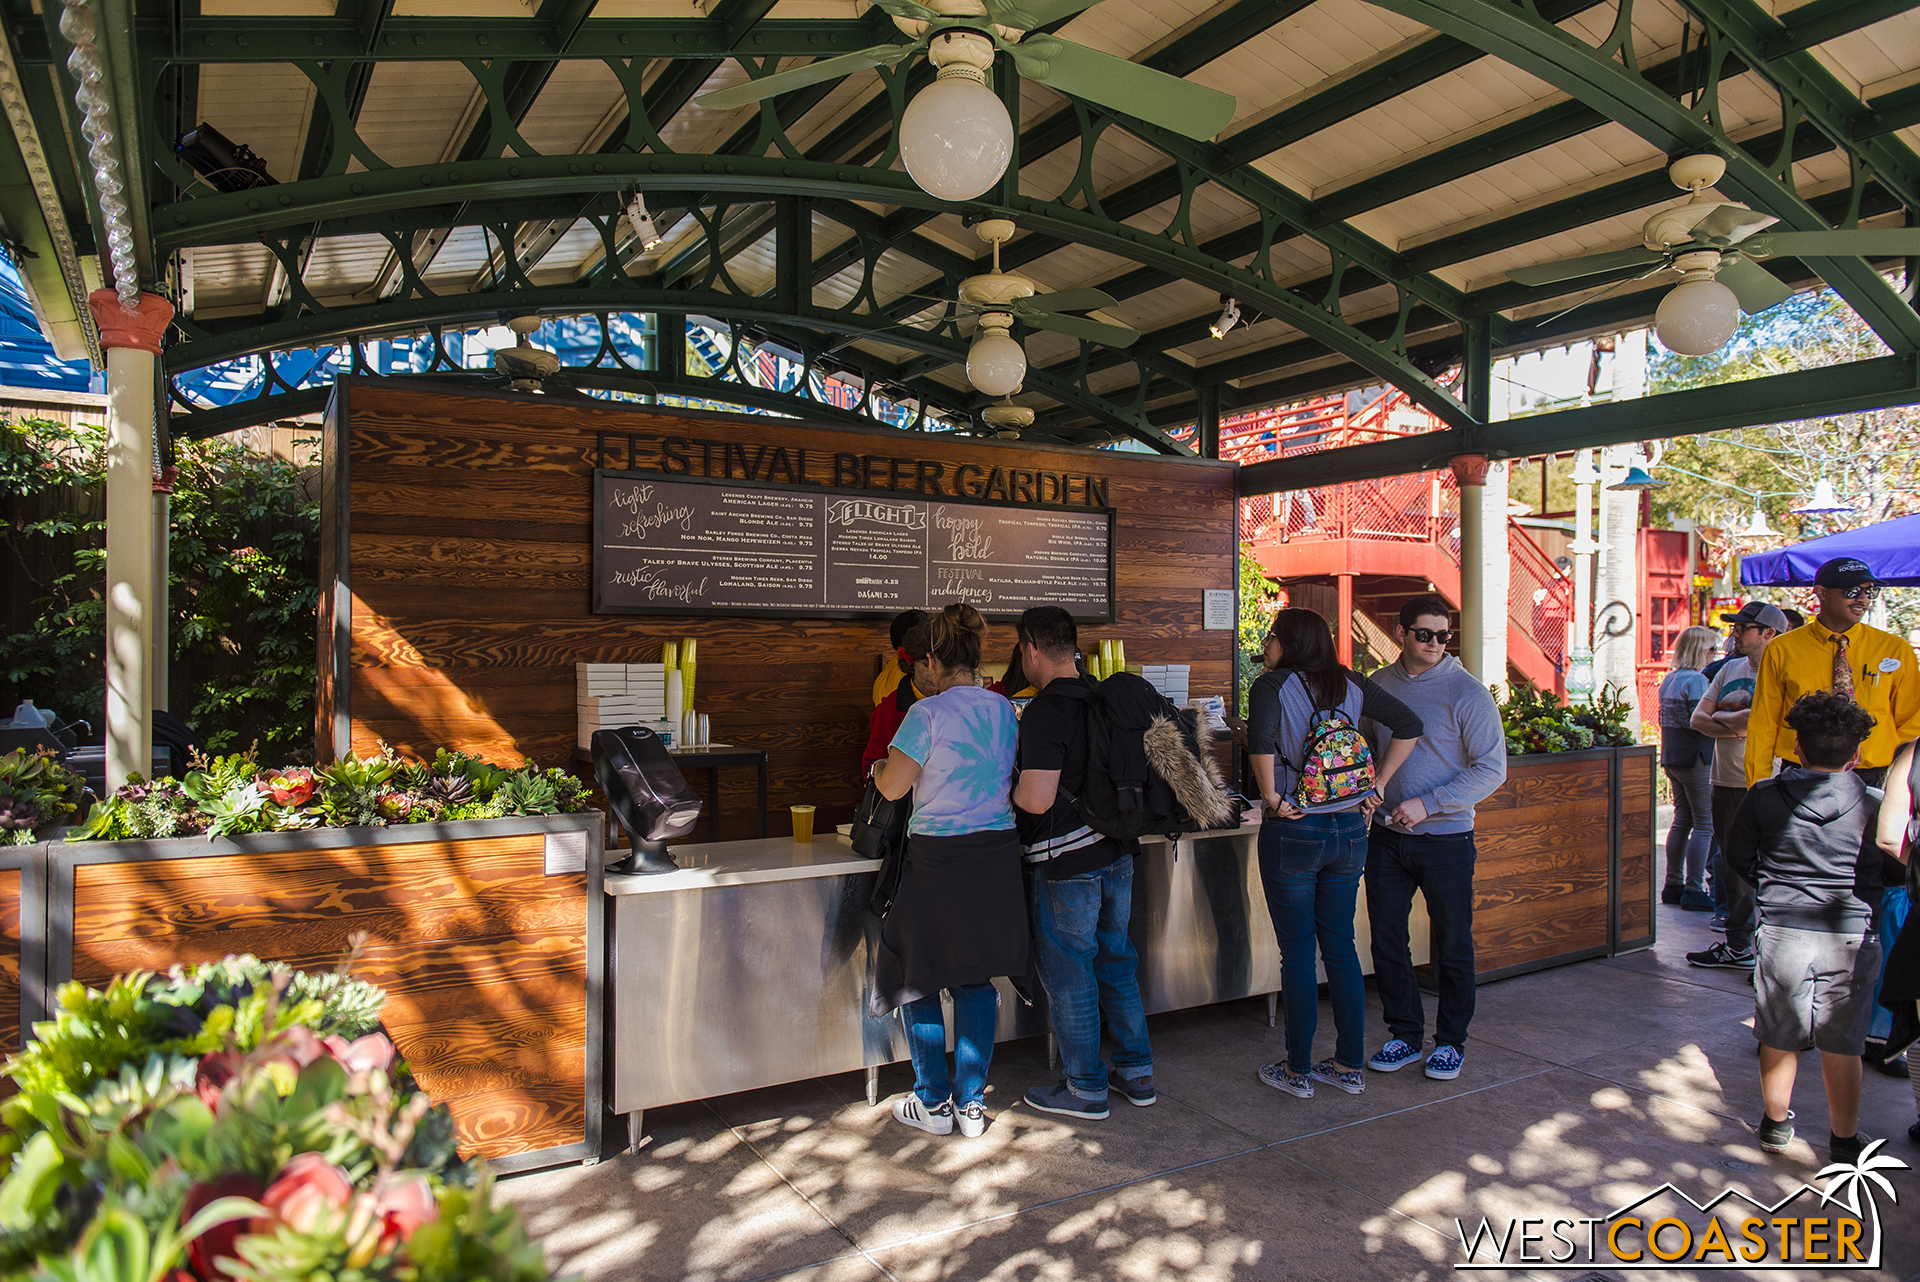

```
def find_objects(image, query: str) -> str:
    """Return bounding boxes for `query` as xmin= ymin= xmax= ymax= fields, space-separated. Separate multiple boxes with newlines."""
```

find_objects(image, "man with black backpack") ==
xmin=1012 ymin=606 xmax=1156 ymax=1120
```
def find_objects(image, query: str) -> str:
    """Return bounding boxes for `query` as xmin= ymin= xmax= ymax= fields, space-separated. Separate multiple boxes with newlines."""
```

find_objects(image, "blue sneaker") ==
xmin=1367 ymin=1039 xmax=1422 ymax=1072
xmin=1257 ymin=1062 xmax=1313 ymax=1098
xmin=1425 ymin=1045 xmax=1464 ymax=1080
xmin=1108 ymin=1069 xmax=1156 ymax=1107
xmin=1024 ymin=1080 xmax=1109 ymax=1120
xmin=1308 ymin=1059 xmax=1365 ymax=1095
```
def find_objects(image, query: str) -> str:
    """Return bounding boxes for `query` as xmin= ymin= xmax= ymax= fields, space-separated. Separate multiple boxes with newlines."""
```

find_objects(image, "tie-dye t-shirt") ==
xmin=890 ymin=683 xmax=1018 ymax=836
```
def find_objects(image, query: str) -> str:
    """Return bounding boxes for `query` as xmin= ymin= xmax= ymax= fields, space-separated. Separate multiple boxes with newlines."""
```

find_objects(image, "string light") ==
xmin=0 ymin=14 xmax=98 ymax=360
xmin=60 ymin=0 xmax=139 ymax=314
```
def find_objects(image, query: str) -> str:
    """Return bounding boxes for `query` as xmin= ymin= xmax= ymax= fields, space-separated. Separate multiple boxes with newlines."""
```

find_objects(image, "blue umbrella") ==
xmin=1739 ymin=513 xmax=1920 ymax=587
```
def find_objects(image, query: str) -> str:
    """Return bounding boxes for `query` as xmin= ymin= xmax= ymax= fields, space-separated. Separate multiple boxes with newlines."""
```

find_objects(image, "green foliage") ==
xmin=0 ymin=749 xmax=89 ymax=845
xmin=0 ymin=949 xmax=557 ymax=1282
xmin=1499 ymin=682 xmax=1636 ymax=756
xmin=0 ymin=414 xmax=318 ymax=762
xmin=1237 ymin=545 xmax=1279 ymax=720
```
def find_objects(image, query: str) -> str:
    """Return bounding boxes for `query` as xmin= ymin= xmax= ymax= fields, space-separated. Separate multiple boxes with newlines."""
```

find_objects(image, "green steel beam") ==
xmin=1235 ymin=352 xmax=1920 ymax=491
xmin=1859 ymin=83 xmax=1920 ymax=140
xmin=1367 ymin=0 xmax=1920 ymax=353
xmin=59 ymin=17 xmax=886 ymax=66
xmin=1760 ymin=0 xmax=1916 ymax=59
xmin=1675 ymin=0 xmax=1920 ymax=214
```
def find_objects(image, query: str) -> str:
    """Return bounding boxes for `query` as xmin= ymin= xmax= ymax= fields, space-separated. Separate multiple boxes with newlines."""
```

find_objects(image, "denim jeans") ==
xmin=1258 ymin=809 xmax=1368 ymax=1073
xmin=902 ymin=982 xmax=998 ymax=1108
xmin=1029 ymin=855 xmax=1153 ymax=1099
xmin=1366 ymin=827 xmax=1476 ymax=1051
xmin=1711 ymin=785 xmax=1757 ymax=951
xmin=1870 ymin=886 xmax=1911 ymax=1043
xmin=1662 ymin=764 xmax=1713 ymax=892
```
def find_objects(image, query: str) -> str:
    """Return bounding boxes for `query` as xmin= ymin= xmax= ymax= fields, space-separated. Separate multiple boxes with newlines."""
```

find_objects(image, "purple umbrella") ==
xmin=1739 ymin=513 xmax=1920 ymax=587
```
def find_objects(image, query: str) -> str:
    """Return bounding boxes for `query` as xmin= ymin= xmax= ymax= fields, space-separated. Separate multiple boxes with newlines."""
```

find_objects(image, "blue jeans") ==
xmin=1029 ymin=855 xmax=1153 ymax=1099
xmin=1366 ymin=827 xmax=1476 ymax=1050
xmin=1259 ymin=809 xmax=1368 ymax=1073
xmin=903 ymin=982 xmax=998 ymax=1108
xmin=1663 ymin=764 xmax=1713 ymax=892
xmin=1870 ymin=886 xmax=1911 ymax=1042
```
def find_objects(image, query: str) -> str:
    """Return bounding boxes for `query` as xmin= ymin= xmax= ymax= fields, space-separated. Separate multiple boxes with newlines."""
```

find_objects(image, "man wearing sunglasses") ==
xmin=1361 ymin=596 xmax=1507 ymax=1082
xmin=1747 ymin=557 xmax=1920 ymax=791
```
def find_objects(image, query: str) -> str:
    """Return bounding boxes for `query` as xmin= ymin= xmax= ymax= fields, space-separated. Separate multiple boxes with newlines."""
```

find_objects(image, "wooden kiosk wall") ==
xmin=318 ymin=380 xmax=1238 ymax=832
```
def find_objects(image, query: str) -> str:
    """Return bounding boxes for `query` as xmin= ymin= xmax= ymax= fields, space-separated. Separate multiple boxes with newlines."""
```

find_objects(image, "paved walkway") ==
xmin=501 ymin=903 xmax=1920 ymax=1281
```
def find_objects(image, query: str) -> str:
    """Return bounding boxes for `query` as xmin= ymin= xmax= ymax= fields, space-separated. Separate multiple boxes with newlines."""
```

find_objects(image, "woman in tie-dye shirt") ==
xmin=870 ymin=603 xmax=1027 ymax=1140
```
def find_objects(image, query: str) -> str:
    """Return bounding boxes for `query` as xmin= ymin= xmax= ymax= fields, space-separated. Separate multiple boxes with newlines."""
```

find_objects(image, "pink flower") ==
xmin=321 ymin=1031 xmax=396 ymax=1076
xmin=258 ymin=767 xmax=314 ymax=807
xmin=254 ymin=1152 xmax=354 ymax=1236
xmin=182 ymin=1172 xmax=264 ymax=1278
xmin=370 ymin=1173 xmax=438 ymax=1248
xmin=259 ymin=1025 xmax=326 ymax=1072
xmin=194 ymin=1051 xmax=241 ymax=1109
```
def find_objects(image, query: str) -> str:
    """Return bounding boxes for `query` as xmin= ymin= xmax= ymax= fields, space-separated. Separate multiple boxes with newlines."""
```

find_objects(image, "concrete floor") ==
xmin=501 ymin=903 xmax=1920 ymax=1281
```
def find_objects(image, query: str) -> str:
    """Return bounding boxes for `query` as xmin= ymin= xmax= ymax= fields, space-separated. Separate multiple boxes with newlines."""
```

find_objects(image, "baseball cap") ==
xmin=1813 ymin=557 xmax=1876 ymax=589
xmin=1718 ymin=601 xmax=1790 ymax=633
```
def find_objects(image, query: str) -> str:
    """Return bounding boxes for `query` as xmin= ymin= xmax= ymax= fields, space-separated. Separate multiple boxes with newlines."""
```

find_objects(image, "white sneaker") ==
xmin=892 ymin=1093 xmax=954 ymax=1135
xmin=956 ymin=1100 xmax=988 ymax=1137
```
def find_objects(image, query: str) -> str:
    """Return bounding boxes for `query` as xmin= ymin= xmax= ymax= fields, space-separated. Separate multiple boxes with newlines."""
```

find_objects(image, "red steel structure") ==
xmin=1222 ymin=387 xmax=1572 ymax=693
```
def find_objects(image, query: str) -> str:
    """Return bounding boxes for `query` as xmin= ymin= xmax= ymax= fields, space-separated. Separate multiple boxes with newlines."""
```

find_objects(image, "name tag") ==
xmin=1878 ymin=657 xmax=1902 ymax=674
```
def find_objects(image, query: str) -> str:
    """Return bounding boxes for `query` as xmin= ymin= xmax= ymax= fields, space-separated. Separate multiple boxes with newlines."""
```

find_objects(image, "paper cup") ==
xmin=790 ymin=805 xmax=816 ymax=843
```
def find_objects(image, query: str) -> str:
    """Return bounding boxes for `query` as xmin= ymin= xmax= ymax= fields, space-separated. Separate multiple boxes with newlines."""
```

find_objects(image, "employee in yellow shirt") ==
xmin=873 ymin=609 xmax=929 ymax=706
xmin=1747 ymin=557 xmax=1920 ymax=787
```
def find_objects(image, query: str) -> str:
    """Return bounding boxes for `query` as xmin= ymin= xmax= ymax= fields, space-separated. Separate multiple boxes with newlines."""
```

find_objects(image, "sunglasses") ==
xmin=1407 ymin=627 xmax=1456 ymax=644
xmin=1835 ymin=584 xmax=1880 ymax=601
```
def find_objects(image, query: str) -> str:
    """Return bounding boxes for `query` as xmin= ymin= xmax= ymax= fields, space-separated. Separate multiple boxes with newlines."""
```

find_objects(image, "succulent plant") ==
xmin=375 ymin=789 xmax=413 ymax=823
xmin=0 ymin=787 xmax=42 ymax=833
xmin=258 ymin=766 xmax=316 ymax=808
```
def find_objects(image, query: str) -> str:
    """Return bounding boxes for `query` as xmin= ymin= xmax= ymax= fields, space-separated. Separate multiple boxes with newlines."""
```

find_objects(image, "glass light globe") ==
xmin=899 ymin=75 xmax=1014 ymax=202
xmin=1654 ymin=277 xmax=1741 ymax=355
xmin=967 ymin=328 xmax=1026 ymax=396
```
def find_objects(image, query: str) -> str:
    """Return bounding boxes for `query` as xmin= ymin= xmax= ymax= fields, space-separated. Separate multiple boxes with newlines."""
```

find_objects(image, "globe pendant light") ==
xmin=1654 ymin=265 xmax=1741 ymax=355
xmin=898 ymin=31 xmax=1013 ymax=202
xmin=967 ymin=312 xmax=1026 ymax=396
xmin=1790 ymin=475 xmax=1852 ymax=515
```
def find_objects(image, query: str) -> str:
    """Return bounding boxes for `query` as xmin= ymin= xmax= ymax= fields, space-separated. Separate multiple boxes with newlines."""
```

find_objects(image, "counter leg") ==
xmin=709 ymin=767 xmax=722 ymax=842
xmin=626 ymin=1110 xmax=645 ymax=1155
xmin=866 ymin=1066 xmax=879 ymax=1106
xmin=1265 ymin=992 xmax=1278 ymax=1028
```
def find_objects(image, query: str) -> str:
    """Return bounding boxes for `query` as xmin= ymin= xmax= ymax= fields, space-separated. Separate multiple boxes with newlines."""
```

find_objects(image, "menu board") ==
xmin=592 ymin=472 xmax=1114 ymax=621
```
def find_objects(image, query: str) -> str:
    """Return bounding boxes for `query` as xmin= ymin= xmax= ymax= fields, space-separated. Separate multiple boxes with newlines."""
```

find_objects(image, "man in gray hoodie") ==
xmin=1363 ymin=596 xmax=1509 ymax=1081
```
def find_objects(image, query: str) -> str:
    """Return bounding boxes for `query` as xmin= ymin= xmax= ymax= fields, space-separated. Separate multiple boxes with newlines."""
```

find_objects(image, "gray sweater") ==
xmin=1365 ymin=655 xmax=1507 ymax=835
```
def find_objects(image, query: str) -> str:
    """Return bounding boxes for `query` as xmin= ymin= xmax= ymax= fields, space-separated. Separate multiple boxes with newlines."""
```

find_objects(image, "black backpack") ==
xmin=1048 ymin=672 xmax=1236 ymax=842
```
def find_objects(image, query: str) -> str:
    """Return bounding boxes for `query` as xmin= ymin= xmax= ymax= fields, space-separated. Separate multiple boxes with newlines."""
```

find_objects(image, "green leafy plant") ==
xmin=0 ymin=954 xmax=560 ymax=1282
xmin=1499 ymin=682 xmax=1636 ymax=756
xmin=2 ymin=415 xmax=318 ymax=762
xmin=0 ymin=748 xmax=89 ymax=844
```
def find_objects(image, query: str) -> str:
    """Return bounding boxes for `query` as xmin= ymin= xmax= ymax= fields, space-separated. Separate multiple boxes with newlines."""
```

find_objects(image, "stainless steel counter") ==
xmin=606 ymin=826 xmax=1427 ymax=1144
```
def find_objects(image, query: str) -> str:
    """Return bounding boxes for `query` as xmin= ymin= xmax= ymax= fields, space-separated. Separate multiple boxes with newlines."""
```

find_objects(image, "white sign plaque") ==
xmin=1202 ymin=589 xmax=1235 ymax=631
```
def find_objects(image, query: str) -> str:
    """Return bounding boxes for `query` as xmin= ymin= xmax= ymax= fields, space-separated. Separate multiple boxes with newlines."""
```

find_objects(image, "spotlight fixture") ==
xmin=173 ymin=122 xmax=275 ymax=194
xmin=966 ymin=312 xmax=1026 ymax=397
xmin=624 ymin=192 xmax=662 ymax=251
xmin=1209 ymin=295 xmax=1240 ymax=340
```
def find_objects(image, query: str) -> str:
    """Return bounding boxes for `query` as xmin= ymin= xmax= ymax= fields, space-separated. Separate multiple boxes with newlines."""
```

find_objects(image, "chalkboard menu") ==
xmin=592 ymin=472 xmax=1115 ymax=621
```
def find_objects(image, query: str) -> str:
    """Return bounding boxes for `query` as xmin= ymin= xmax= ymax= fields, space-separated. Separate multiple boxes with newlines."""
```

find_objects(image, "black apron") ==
xmin=870 ymin=827 xmax=1030 ymax=1016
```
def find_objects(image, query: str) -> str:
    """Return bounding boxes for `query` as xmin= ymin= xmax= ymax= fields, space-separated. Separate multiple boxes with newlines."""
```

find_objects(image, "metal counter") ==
xmin=605 ymin=825 xmax=1427 ymax=1144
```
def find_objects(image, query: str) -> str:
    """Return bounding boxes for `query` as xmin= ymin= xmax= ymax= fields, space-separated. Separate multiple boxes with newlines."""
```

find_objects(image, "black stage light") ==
xmin=174 ymin=123 xmax=276 ymax=193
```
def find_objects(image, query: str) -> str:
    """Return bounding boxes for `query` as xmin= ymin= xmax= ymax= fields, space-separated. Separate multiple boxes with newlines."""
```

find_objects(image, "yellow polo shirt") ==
xmin=1746 ymin=618 xmax=1920 ymax=784
xmin=873 ymin=660 xmax=906 ymax=706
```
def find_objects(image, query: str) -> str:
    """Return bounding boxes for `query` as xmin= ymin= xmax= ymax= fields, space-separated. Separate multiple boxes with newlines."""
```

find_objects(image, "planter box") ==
xmin=1468 ymin=744 xmax=1656 ymax=982
xmin=33 ymin=813 xmax=604 ymax=1174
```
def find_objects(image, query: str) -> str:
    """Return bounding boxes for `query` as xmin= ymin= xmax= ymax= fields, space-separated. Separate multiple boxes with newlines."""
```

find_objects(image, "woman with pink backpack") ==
xmin=1246 ymin=607 xmax=1423 ymax=1100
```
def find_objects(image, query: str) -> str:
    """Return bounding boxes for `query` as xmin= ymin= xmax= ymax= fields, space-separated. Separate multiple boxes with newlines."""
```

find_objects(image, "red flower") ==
xmin=258 ymin=767 xmax=314 ymax=807
xmin=194 ymin=1051 xmax=242 ymax=1109
xmin=369 ymin=1173 xmax=438 ymax=1248
xmin=253 ymin=1152 xmax=354 ymax=1236
xmin=182 ymin=1172 xmax=265 ymax=1278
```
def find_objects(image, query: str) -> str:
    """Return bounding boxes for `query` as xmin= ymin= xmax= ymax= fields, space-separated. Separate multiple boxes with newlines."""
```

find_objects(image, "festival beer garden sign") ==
xmin=590 ymin=435 xmax=1116 ymax=621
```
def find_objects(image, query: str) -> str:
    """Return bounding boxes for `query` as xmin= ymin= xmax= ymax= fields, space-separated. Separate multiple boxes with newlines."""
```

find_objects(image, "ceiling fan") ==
xmin=837 ymin=218 xmax=1138 ymax=394
xmin=1506 ymin=155 xmax=1920 ymax=354
xmin=449 ymin=315 xmax=656 ymax=400
xmin=695 ymin=1 xmax=1236 ymax=201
